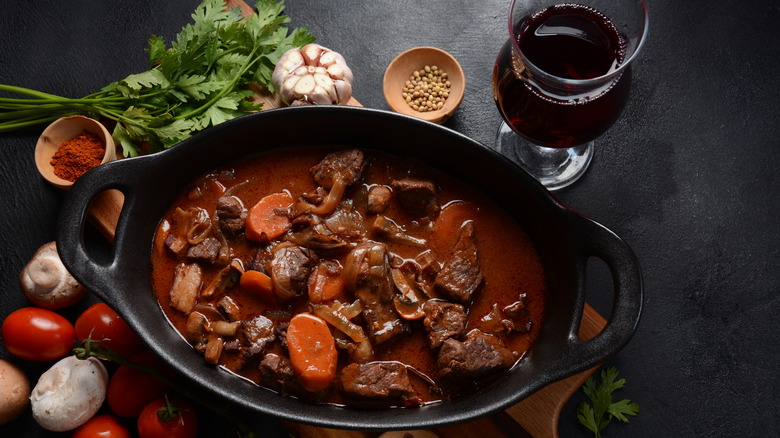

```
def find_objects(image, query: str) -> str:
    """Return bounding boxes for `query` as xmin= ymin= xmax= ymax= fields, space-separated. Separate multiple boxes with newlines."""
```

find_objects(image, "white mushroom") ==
xmin=0 ymin=360 xmax=30 ymax=425
xmin=272 ymin=43 xmax=354 ymax=106
xmin=30 ymin=356 xmax=108 ymax=432
xmin=19 ymin=242 xmax=87 ymax=309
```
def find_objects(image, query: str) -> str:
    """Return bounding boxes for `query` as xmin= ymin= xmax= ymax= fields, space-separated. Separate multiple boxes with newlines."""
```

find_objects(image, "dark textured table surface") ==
xmin=1 ymin=1 xmax=778 ymax=437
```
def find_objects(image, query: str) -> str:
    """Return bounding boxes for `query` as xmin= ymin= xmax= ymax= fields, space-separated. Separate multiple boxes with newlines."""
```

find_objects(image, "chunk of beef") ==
xmin=274 ymin=322 xmax=289 ymax=352
xmin=340 ymin=361 xmax=414 ymax=399
xmin=434 ymin=222 xmax=483 ymax=303
xmin=269 ymin=245 xmax=317 ymax=298
xmin=391 ymin=178 xmax=439 ymax=218
xmin=216 ymin=195 xmax=246 ymax=234
xmin=478 ymin=300 xmax=533 ymax=335
xmin=260 ymin=353 xmax=299 ymax=396
xmin=217 ymin=295 xmax=241 ymax=322
xmin=415 ymin=250 xmax=440 ymax=282
xmin=476 ymin=304 xmax=511 ymax=335
xmin=505 ymin=308 xmax=532 ymax=333
xmin=164 ymin=233 xmax=188 ymax=258
xmin=504 ymin=294 xmax=527 ymax=315
xmin=240 ymin=315 xmax=275 ymax=361
xmin=437 ymin=330 xmax=516 ymax=380
xmin=503 ymin=297 xmax=532 ymax=333
xmin=310 ymin=149 xmax=366 ymax=189
xmin=366 ymin=185 xmax=392 ymax=215
xmin=169 ymin=263 xmax=202 ymax=313
xmin=345 ymin=242 xmax=410 ymax=344
xmin=186 ymin=237 xmax=221 ymax=264
xmin=423 ymin=300 xmax=467 ymax=348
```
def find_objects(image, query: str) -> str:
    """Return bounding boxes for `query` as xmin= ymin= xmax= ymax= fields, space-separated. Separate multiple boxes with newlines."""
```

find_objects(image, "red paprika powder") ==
xmin=50 ymin=130 xmax=105 ymax=182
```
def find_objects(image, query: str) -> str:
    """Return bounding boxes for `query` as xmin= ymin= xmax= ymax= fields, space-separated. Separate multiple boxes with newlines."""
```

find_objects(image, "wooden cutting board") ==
xmin=83 ymin=2 xmax=607 ymax=436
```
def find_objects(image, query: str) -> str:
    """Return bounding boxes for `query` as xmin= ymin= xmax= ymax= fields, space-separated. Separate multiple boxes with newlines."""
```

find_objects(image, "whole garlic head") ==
xmin=272 ymin=44 xmax=353 ymax=106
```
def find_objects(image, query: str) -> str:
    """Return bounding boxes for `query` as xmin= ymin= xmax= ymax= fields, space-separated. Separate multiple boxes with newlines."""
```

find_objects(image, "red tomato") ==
xmin=1 ymin=307 xmax=76 ymax=361
xmin=137 ymin=397 xmax=198 ymax=438
xmin=108 ymin=352 xmax=169 ymax=418
xmin=72 ymin=414 xmax=131 ymax=438
xmin=75 ymin=303 xmax=144 ymax=358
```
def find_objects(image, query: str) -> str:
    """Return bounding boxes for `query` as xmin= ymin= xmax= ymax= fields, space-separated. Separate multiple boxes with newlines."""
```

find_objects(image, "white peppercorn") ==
xmin=402 ymin=65 xmax=451 ymax=112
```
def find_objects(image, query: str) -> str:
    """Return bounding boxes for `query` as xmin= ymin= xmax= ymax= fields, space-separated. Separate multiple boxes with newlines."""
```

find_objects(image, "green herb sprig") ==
xmin=577 ymin=366 xmax=640 ymax=438
xmin=0 ymin=0 xmax=315 ymax=157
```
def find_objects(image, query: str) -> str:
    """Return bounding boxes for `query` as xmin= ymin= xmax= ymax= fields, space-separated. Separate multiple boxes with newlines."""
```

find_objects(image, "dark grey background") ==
xmin=1 ymin=0 xmax=778 ymax=437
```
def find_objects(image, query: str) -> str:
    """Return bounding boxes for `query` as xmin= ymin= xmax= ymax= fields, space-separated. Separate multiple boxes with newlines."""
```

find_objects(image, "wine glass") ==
xmin=493 ymin=0 xmax=648 ymax=190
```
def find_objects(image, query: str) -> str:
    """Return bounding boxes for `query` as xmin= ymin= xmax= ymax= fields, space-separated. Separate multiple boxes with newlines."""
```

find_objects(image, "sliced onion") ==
xmin=186 ymin=207 xmax=213 ymax=245
xmin=312 ymin=303 xmax=366 ymax=342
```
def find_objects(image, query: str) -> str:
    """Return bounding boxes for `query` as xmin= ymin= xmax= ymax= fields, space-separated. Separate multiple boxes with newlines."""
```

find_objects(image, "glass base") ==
xmin=495 ymin=122 xmax=593 ymax=191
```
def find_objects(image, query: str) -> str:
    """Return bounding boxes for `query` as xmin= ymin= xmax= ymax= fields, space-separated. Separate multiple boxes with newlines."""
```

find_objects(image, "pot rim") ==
xmin=57 ymin=106 xmax=642 ymax=430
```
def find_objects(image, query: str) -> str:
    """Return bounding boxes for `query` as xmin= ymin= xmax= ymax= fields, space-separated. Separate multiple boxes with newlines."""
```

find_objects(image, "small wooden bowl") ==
xmin=383 ymin=47 xmax=465 ymax=124
xmin=35 ymin=115 xmax=116 ymax=190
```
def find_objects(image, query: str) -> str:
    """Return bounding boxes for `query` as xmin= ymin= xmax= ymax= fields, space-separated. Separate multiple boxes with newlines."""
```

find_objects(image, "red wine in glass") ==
xmin=494 ymin=4 xmax=631 ymax=149
xmin=492 ymin=0 xmax=647 ymax=191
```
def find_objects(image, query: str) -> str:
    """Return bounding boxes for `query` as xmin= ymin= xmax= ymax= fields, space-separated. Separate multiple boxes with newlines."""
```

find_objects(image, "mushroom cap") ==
xmin=30 ymin=356 xmax=108 ymax=431
xmin=19 ymin=242 xmax=87 ymax=309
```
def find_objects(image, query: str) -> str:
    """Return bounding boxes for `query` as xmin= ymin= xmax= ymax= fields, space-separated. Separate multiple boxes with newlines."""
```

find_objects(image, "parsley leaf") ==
xmin=577 ymin=367 xmax=640 ymax=438
xmin=0 ymin=0 xmax=316 ymax=156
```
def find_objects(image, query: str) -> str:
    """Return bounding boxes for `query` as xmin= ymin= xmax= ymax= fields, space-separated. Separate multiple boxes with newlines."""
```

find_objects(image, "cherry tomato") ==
xmin=137 ymin=397 xmax=199 ymax=438
xmin=75 ymin=303 xmax=144 ymax=358
xmin=1 ymin=307 xmax=76 ymax=361
xmin=108 ymin=352 xmax=169 ymax=417
xmin=72 ymin=414 xmax=131 ymax=438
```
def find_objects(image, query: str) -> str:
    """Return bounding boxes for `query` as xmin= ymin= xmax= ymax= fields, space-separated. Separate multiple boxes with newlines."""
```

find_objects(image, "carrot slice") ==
xmin=245 ymin=192 xmax=295 ymax=242
xmin=287 ymin=313 xmax=337 ymax=392
xmin=308 ymin=263 xmax=345 ymax=303
xmin=240 ymin=270 xmax=274 ymax=300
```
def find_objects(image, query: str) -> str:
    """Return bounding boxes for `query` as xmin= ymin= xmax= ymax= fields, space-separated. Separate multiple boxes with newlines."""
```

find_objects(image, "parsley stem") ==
xmin=0 ymin=96 xmax=128 ymax=105
xmin=0 ymin=84 xmax=62 ymax=100
xmin=0 ymin=114 xmax=84 ymax=132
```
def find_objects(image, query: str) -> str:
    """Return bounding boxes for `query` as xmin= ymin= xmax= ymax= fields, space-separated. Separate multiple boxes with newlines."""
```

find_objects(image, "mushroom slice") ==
xmin=372 ymin=216 xmax=427 ymax=247
xmin=391 ymin=268 xmax=427 ymax=320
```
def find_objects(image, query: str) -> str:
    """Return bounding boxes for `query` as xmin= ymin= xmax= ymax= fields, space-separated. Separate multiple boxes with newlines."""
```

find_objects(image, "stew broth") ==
xmin=151 ymin=147 xmax=546 ymax=407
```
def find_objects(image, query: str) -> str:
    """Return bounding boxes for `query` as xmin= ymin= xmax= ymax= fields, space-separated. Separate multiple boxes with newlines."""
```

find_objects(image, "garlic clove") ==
xmin=334 ymin=80 xmax=353 ymax=105
xmin=301 ymin=43 xmax=323 ymax=65
xmin=293 ymin=75 xmax=317 ymax=96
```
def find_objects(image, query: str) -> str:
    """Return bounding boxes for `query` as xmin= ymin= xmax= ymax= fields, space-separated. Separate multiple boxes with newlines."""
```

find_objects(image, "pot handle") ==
xmin=55 ymin=157 xmax=146 ymax=307
xmin=562 ymin=213 xmax=643 ymax=370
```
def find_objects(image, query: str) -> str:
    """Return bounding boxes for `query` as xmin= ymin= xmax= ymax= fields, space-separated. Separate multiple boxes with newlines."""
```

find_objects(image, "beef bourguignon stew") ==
xmin=151 ymin=148 xmax=547 ymax=407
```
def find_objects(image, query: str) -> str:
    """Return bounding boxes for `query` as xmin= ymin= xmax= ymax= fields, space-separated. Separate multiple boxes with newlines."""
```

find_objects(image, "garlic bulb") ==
xmin=272 ymin=44 xmax=353 ymax=106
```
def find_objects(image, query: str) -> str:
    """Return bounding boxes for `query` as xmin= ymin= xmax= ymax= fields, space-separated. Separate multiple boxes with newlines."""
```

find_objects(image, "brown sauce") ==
xmin=150 ymin=147 xmax=547 ymax=407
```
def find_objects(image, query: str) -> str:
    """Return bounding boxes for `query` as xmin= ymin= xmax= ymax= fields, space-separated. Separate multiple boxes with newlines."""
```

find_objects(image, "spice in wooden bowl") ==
xmin=383 ymin=47 xmax=465 ymax=124
xmin=35 ymin=116 xmax=116 ymax=190
xmin=50 ymin=131 xmax=105 ymax=182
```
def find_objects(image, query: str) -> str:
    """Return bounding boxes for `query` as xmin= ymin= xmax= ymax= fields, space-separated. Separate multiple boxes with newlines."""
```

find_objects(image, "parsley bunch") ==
xmin=577 ymin=366 xmax=640 ymax=438
xmin=0 ymin=0 xmax=314 ymax=157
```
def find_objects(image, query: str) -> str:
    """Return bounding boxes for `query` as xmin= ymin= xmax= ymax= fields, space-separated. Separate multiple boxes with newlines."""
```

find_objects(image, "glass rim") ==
xmin=508 ymin=0 xmax=649 ymax=86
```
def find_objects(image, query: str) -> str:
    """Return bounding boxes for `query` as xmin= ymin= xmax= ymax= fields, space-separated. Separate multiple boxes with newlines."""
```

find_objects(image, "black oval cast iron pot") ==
xmin=57 ymin=106 xmax=642 ymax=430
